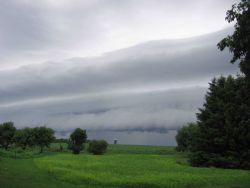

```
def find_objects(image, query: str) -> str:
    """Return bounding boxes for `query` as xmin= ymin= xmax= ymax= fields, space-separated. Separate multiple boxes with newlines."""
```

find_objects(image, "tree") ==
xmin=188 ymin=0 xmax=250 ymax=170
xmin=0 ymin=122 xmax=16 ymax=150
xmin=176 ymin=122 xmax=199 ymax=152
xmin=33 ymin=126 xmax=55 ymax=153
xmin=217 ymin=0 xmax=250 ymax=79
xmin=14 ymin=128 xmax=34 ymax=150
xmin=69 ymin=128 xmax=87 ymax=154
xmin=88 ymin=140 xmax=108 ymax=155
xmin=190 ymin=76 xmax=250 ymax=169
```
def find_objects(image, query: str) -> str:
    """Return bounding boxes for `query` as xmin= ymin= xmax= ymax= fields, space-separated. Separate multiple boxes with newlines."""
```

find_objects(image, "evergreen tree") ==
xmin=190 ymin=76 xmax=250 ymax=169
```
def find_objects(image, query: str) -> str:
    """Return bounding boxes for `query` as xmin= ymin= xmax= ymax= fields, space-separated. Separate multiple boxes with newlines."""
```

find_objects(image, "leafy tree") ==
xmin=33 ymin=126 xmax=55 ymax=153
xmin=0 ymin=122 xmax=16 ymax=150
xmin=14 ymin=128 xmax=34 ymax=150
xmin=176 ymin=122 xmax=199 ymax=152
xmin=69 ymin=128 xmax=87 ymax=154
xmin=217 ymin=0 xmax=250 ymax=79
xmin=88 ymin=140 xmax=108 ymax=155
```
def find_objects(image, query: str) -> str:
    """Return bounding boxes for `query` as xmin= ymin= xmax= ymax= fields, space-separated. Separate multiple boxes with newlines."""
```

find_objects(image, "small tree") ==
xmin=0 ymin=122 xmax=16 ymax=150
xmin=88 ymin=140 xmax=108 ymax=155
xmin=69 ymin=128 xmax=87 ymax=154
xmin=33 ymin=126 xmax=55 ymax=153
xmin=14 ymin=127 xmax=34 ymax=150
xmin=176 ymin=122 xmax=199 ymax=152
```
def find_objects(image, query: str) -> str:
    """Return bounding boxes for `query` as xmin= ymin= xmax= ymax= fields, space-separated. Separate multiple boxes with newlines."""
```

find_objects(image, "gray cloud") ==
xmin=0 ymin=1 xmax=240 ymax=144
xmin=0 ymin=86 xmax=205 ymax=132
xmin=0 ymin=0 xmax=236 ymax=68
xmin=0 ymin=28 xmax=236 ymax=104
xmin=0 ymin=29 xmax=238 ymax=133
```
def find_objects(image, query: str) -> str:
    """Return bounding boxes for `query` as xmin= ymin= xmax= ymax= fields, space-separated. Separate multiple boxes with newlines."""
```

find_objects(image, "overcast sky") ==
xmin=0 ymin=0 xmax=237 ymax=69
xmin=0 ymin=0 xmax=240 ymax=144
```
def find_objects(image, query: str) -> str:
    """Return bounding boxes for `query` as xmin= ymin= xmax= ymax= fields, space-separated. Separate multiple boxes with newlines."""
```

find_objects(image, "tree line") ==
xmin=176 ymin=0 xmax=250 ymax=170
xmin=0 ymin=122 xmax=108 ymax=155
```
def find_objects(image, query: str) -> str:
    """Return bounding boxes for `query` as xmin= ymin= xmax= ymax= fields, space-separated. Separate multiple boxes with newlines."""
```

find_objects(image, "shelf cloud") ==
xmin=0 ymin=1 xmax=239 ymax=136
xmin=0 ymin=29 xmax=238 ymax=132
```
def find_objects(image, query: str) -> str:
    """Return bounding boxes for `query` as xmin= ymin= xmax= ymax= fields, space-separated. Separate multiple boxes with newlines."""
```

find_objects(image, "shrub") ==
xmin=176 ymin=122 xmax=199 ymax=152
xmin=88 ymin=140 xmax=108 ymax=155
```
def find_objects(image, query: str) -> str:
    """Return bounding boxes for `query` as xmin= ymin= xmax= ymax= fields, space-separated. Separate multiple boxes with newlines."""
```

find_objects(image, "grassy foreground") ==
xmin=0 ymin=144 xmax=250 ymax=188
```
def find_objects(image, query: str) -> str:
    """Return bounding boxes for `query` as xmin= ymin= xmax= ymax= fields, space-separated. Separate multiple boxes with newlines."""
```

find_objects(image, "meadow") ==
xmin=0 ymin=144 xmax=250 ymax=188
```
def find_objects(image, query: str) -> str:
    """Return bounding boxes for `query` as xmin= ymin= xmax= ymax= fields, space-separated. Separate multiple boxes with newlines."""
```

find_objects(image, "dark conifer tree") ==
xmin=190 ymin=76 xmax=250 ymax=169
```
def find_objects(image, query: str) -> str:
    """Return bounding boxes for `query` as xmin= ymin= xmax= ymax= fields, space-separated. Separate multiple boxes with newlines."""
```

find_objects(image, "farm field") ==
xmin=0 ymin=144 xmax=250 ymax=188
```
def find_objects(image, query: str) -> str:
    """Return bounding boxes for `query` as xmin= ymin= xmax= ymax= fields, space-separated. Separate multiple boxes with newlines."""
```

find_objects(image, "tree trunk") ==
xmin=40 ymin=146 xmax=44 ymax=153
xmin=4 ymin=144 xmax=9 ymax=150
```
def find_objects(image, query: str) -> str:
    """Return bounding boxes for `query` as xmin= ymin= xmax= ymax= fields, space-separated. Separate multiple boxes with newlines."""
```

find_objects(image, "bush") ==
xmin=176 ymin=122 xmax=199 ymax=152
xmin=88 ymin=140 xmax=108 ymax=155
xmin=189 ymin=152 xmax=242 ymax=169
xmin=70 ymin=144 xmax=84 ymax=154
xmin=189 ymin=151 xmax=211 ymax=167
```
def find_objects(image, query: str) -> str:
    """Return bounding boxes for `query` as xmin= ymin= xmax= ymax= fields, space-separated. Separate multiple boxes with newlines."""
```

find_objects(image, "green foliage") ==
xmin=69 ymin=128 xmax=87 ymax=154
xmin=217 ymin=0 xmax=250 ymax=78
xmin=190 ymin=76 xmax=250 ymax=169
xmin=190 ymin=0 xmax=250 ymax=170
xmin=0 ymin=122 xmax=16 ymax=150
xmin=88 ymin=140 xmax=108 ymax=155
xmin=14 ymin=128 xmax=34 ymax=150
xmin=32 ymin=126 xmax=55 ymax=153
xmin=176 ymin=123 xmax=199 ymax=152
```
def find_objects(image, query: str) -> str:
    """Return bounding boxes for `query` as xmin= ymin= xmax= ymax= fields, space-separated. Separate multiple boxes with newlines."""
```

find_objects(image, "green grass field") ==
xmin=0 ymin=144 xmax=250 ymax=188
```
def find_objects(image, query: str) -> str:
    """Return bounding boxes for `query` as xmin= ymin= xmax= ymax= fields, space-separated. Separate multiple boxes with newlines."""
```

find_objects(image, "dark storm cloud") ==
xmin=0 ymin=28 xmax=236 ymax=104
xmin=0 ymin=0 xmax=239 ymax=134
xmin=0 ymin=86 xmax=206 ymax=132
xmin=0 ymin=29 xmax=238 ymax=132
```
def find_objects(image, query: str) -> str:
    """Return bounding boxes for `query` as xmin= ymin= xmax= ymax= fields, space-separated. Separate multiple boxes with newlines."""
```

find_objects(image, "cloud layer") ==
xmin=0 ymin=0 xmax=236 ymax=69
xmin=0 ymin=29 xmax=238 ymax=133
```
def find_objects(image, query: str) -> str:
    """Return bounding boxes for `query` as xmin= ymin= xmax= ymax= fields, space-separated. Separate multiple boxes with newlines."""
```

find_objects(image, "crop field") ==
xmin=0 ymin=144 xmax=250 ymax=188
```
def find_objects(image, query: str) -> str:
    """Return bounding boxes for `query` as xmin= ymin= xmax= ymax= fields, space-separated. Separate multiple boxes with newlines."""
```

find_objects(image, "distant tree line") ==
xmin=0 ymin=122 xmax=54 ymax=153
xmin=0 ymin=122 xmax=108 ymax=155
xmin=176 ymin=0 xmax=250 ymax=170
